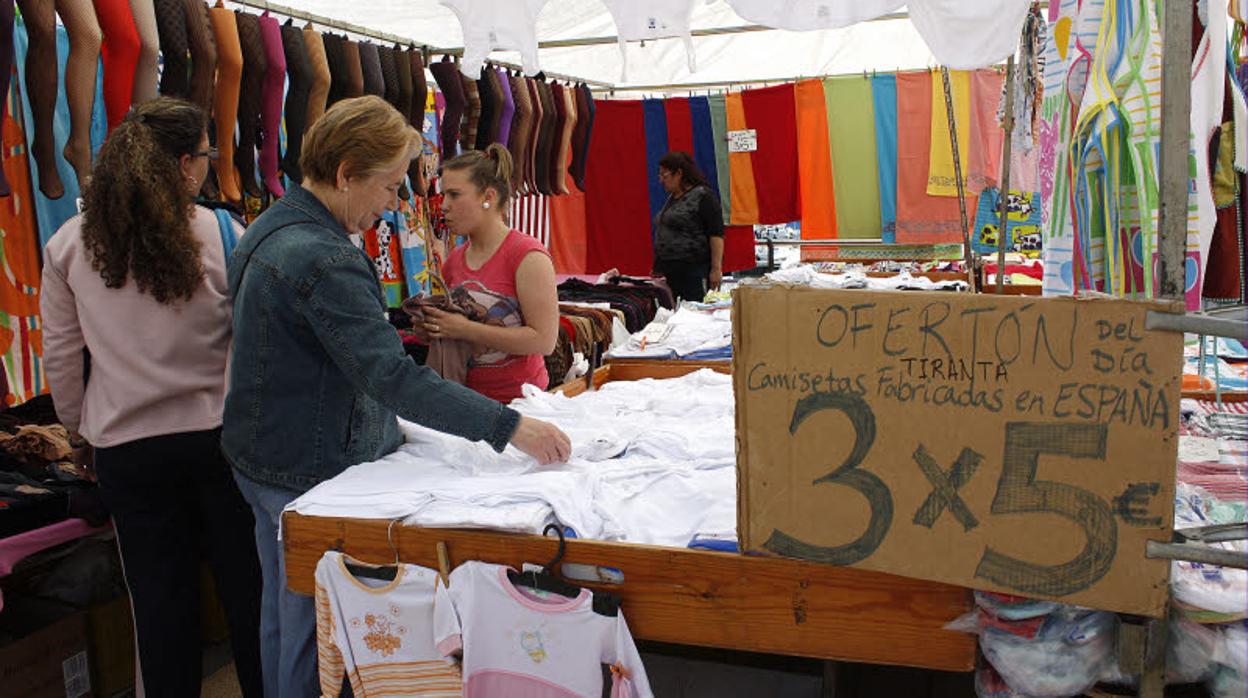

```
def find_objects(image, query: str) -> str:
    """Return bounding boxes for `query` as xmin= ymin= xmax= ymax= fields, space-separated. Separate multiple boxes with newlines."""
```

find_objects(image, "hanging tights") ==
xmin=15 ymin=0 xmax=63 ymax=198
xmin=405 ymin=47 xmax=427 ymax=194
xmin=183 ymin=0 xmax=216 ymax=113
xmin=358 ymin=41 xmax=382 ymax=97
xmin=128 ymin=0 xmax=158 ymax=103
xmin=280 ymin=19 xmax=311 ymax=183
xmin=342 ymin=38 xmax=364 ymax=98
xmin=379 ymin=44 xmax=401 ymax=113
xmin=93 ymin=0 xmax=141 ymax=132
xmin=429 ymin=58 xmax=464 ymax=164
xmin=153 ymin=0 xmax=187 ymax=97
xmin=302 ymin=25 xmax=328 ymax=127
xmin=392 ymin=43 xmax=412 ymax=125
xmin=257 ymin=13 xmax=284 ymax=197
xmin=233 ymin=10 xmax=266 ymax=199
xmin=320 ymin=32 xmax=344 ymax=106
xmin=208 ymin=2 xmax=242 ymax=202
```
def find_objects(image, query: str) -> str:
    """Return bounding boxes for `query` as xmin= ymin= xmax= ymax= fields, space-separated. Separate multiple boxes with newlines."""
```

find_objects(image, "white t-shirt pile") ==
xmin=763 ymin=265 xmax=968 ymax=291
xmin=288 ymin=370 xmax=737 ymax=548
xmin=606 ymin=306 xmax=733 ymax=361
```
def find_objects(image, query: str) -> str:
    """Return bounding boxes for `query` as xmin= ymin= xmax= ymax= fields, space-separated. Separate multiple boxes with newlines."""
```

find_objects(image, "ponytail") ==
xmin=444 ymin=145 xmax=513 ymax=212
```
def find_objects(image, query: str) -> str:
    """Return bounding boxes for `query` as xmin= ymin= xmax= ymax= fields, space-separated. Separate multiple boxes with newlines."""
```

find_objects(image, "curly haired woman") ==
xmin=40 ymin=97 xmax=263 ymax=696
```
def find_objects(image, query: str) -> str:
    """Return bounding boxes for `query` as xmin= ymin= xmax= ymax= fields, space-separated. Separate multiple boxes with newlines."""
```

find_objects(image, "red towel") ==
xmin=584 ymin=100 xmax=653 ymax=275
xmin=741 ymin=84 xmax=800 ymax=225
xmin=723 ymin=225 xmax=756 ymax=273
xmin=665 ymin=97 xmax=695 ymax=155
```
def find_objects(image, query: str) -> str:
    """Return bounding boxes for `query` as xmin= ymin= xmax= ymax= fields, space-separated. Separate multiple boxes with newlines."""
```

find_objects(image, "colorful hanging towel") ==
xmin=871 ymin=74 xmax=898 ymax=242
xmin=967 ymin=69 xmax=1005 ymax=195
xmin=584 ymin=100 xmax=653 ymax=274
xmin=796 ymin=79 xmax=837 ymax=239
xmin=690 ymin=96 xmax=722 ymax=204
xmin=397 ymin=193 xmax=432 ymax=298
xmin=0 ymin=75 xmax=47 ymax=405
xmin=723 ymin=225 xmax=756 ymax=273
xmin=725 ymin=92 xmax=760 ymax=226
xmin=824 ymin=77 xmax=881 ymax=238
xmin=664 ymin=97 xmax=694 ymax=155
xmin=708 ymin=94 xmax=732 ymax=222
xmin=972 ymin=188 xmax=1044 ymax=257
xmin=896 ymin=71 xmax=978 ymax=244
xmin=642 ymin=99 xmax=669 ymax=228
xmin=927 ymin=69 xmax=971 ymax=197
xmin=741 ymin=84 xmax=800 ymax=224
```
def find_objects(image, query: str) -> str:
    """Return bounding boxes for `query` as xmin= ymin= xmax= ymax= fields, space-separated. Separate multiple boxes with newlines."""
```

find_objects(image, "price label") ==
xmin=733 ymin=287 xmax=1182 ymax=618
xmin=727 ymin=129 xmax=758 ymax=153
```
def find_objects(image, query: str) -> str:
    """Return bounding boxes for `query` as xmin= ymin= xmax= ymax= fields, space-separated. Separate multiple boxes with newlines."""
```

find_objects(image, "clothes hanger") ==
xmin=343 ymin=519 xmax=402 ymax=582
xmin=507 ymin=524 xmax=581 ymax=598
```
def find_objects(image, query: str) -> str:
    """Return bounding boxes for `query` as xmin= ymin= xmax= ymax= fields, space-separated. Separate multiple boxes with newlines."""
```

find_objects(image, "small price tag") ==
xmin=727 ymin=129 xmax=757 ymax=153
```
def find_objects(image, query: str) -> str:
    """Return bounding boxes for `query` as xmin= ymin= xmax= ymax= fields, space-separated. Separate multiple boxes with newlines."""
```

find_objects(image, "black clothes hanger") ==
xmin=506 ymin=525 xmax=622 ymax=616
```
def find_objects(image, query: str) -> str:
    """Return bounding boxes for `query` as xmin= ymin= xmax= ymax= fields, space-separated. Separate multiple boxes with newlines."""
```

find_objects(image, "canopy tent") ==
xmin=225 ymin=0 xmax=980 ymax=92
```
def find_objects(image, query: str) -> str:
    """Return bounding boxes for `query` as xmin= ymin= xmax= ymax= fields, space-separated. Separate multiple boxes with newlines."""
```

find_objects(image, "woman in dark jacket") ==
xmin=654 ymin=151 xmax=724 ymax=302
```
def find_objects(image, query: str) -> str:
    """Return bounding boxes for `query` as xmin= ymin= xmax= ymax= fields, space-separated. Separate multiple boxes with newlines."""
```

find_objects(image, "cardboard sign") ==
xmin=733 ymin=286 xmax=1183 ymax=618
xmin=727 ymin=129 xmax=758 ymax=153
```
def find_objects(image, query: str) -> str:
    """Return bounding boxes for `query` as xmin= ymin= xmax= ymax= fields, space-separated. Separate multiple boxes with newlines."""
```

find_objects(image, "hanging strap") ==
xmin=215 ymin=208 xmax=239 ymax=259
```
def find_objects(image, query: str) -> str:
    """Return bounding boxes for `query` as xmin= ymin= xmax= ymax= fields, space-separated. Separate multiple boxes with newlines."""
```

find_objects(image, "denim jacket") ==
xmin=222 ymin=184 xmax=520 ymax=492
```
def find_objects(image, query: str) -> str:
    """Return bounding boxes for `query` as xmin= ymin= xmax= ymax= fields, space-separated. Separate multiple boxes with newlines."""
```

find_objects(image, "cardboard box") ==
xmin=733 ymin=286 xmax=1182 ymax=617
xmin=0 ymin=604 xmax=92 ymax=697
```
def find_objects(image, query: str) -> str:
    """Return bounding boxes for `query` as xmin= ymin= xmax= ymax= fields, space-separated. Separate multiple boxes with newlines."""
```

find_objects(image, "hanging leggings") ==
xmin=342 ymin=38 xmax=363 ymax=98
xmin=208 ymin=3 xmax=241 ymax=202
xmin=0 ymin=0 xmax=14 ymax=196
xmin=379 ymin=45 xmax=400 ymax=112
xmin=153 ymin=0 xmax=187 ymax=97
xmin=358 ymin=41 xmax=382 ymax=97
xmin=409 ymin=48 xmax=426 ymax=129
xmin=302 ymin=25 xmax=329 ymax=128
xmin=57 ymin=0 xmax=102 ymax=193
xmin=257 ymin=13 xmax=284 ymax=197
xmin=93 ymin=0 xmax=141 ymax=132
xmin=280 ymin=20 xmax=311 ymax=183
xmin=183 ymin=0 xmax=215 ymax=113
xmin=128 ymin=0 xmax=158 ymax=103
xmin=233 ymin=10 xmax=265 ymax=199
xmin=320 ymin=32 xmax=344 ymax=106
xmin=392 ymin=44 xmax=412 ymax=125
xmin=16 ymin=0 xmax=63 ymax=198
xmin=430 ymin=59 xmax=464 ymax=164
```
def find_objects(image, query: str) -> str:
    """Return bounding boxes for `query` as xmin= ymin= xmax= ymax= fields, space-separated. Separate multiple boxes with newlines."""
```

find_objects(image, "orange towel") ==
xmin=725 ymin=92 xmax=760 ymax=226
xmin=796 ymin=79 xmax=837 ymax=239
xmin=895 ymin=71 xmax=977 ymax=244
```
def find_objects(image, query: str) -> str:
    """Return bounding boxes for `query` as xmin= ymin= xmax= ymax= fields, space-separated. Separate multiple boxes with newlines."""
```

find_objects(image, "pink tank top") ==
xmin=443 ymin=231 xmax=551 ymax=403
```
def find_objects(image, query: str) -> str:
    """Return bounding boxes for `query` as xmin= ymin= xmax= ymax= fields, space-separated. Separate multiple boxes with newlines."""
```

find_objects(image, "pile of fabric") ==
xmin=606 ymin=306 xmax=733 ymax=362
xmin=287 ymin=369 xmax=736 ymax=549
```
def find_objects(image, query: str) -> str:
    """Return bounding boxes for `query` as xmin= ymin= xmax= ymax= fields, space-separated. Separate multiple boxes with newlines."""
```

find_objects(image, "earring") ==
xmin=483 ymin=202 xmax=491 ymax=209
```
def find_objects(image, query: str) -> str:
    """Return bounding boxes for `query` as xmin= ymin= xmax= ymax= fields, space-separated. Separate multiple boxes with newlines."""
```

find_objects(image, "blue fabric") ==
xmin=871 ymin=74 xmax=898 ymax=243
xmin=688 ymin=535 xmax=739 ymax=552
xmin=689 ymin=96 xmax=720 ymax=201
xmin=14 ymin=20 xmax=108 ymax=247
xmin=642 ymin=99 xmax=669 ymax=244
xmin=215 ymin=209 xmax=239 ymax=259
xmin=231 ymin=471 xmax=318 ymax=698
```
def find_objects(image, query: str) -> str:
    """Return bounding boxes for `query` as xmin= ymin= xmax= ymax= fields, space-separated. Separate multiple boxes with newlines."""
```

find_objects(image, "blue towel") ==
xmin=871 ymin=74 xmax=898 ymax=243
xmin=690 ymin=96 xmax=721 ymax=202
xmin=642 ymin=99 xmax=670 ymax=245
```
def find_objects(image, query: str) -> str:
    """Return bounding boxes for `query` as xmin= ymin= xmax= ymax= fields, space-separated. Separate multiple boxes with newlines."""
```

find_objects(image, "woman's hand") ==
xmin=509 ymin=415 xmax=572 ymax=465
xmin=423 ymin=307 xmax=478 ymax=342
xmin=709 ymin=266 xmax=723 ymax=291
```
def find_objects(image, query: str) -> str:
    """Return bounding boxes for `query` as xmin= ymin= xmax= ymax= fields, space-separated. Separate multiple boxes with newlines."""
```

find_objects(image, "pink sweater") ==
xmin=40 ymin=207 xmax=243 ymax=448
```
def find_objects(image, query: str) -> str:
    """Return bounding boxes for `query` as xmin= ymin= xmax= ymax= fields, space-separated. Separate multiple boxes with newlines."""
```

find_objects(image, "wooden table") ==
xmin=283 ymin=362 xmax=976 ymax=673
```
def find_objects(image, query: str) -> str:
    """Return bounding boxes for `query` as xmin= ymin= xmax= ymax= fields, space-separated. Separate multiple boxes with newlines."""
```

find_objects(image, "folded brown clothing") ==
xmin=401 ymin=293 xmax=474 ymax=385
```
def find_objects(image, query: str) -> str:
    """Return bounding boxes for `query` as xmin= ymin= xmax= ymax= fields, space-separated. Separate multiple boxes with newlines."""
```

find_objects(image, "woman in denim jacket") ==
xmin=223 ymin=96 xmax=570 ymax=697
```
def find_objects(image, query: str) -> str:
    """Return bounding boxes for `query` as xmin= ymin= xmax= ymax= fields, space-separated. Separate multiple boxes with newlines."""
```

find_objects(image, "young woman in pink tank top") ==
xmin=421 ymin=144 xmax=558 ymax=403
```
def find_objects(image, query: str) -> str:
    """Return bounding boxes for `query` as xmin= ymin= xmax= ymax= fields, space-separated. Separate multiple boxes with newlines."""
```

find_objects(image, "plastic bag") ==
xmin=978 ymin=610 xmax=1118 ymax=697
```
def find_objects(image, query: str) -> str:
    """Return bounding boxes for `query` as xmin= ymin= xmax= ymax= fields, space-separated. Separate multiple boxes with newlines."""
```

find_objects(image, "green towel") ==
xmin=824 ymin=77 xmax=882 ymax=238
xmin=709 ymin=93 xmax=732 ymax=223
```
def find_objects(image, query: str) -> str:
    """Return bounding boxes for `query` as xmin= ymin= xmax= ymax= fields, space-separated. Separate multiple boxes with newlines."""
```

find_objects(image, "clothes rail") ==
xmin=224 ymin=0 xmax=609 ymax=88
xmin=600 ymin=65 xmax=1002 ymax=95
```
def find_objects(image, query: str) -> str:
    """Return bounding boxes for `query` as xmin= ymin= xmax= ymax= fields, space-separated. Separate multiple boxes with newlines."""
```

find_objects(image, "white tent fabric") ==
xmin=235 ymin=0 xmax=1022 ymax=90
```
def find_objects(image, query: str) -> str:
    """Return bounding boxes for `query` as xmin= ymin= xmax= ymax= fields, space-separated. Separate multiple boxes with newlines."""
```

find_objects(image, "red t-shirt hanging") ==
xmin=442 ymin=231 xmax=551 ymax=403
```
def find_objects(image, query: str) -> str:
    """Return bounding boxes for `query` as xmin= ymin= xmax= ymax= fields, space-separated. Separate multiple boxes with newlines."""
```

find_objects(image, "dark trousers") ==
xmin=94 ymin=429 xmax=264 ymax=697
xmin=658 ymin=259 xmax=709 ymax=304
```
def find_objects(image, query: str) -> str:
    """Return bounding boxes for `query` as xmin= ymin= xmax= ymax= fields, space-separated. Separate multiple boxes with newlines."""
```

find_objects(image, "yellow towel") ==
xmin=927 ymin=70 xmax=971 ymax=197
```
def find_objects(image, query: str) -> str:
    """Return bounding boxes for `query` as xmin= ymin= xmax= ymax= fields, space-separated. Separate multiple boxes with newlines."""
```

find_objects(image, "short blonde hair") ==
xmin=300 ymin=95 xmax=418 ymax=185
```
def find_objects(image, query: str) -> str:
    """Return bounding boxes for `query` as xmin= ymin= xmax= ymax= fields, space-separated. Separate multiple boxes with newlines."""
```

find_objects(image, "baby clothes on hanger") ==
xmin=599 ymin=0 xmax=699 ymax=83
xmin=434 ymin=561 xmax=652 ymax=697
xmin=440 ymin=0 xmax=548 ymax=79
xmin=315 ymin=552 xmax=462 ymax=697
